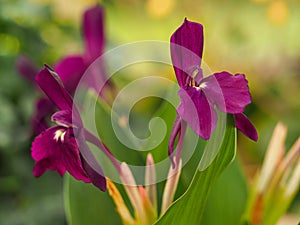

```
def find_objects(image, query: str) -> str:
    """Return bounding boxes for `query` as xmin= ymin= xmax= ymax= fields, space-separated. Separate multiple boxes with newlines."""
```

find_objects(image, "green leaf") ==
xmin=64 ymin=174 xmax=122 ymax=225
xmin=155 ymin=115 xmax=237 ymax=225
xmin=201 ymin=158 xmax=248 ymax=225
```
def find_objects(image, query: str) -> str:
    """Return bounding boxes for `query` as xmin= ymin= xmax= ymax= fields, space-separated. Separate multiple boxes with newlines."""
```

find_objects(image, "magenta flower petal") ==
xmin=51 ymin=110 xmax=73 ymax=127
xmin=178 ymin=87 xmax=217 ymax=139
xmin=83 ymin=5 xmax=105 ymax=62
xmin=54 ymin=56 xmax=86 ymax=94
xmin=168 ymin=115 xmax=181 ymax=157
xmin=36 ymin=67 xmax=73 ymax=111
xmin=34 ymin=66 xmax=108 ymax=191
xmin=203 ymin=72 xmax=252 ymax=114
xmin=75 ymin=128 xmax=107 ymax=191
xmin=234 ymin=113 xmax=258 ymax=141
xmin=169 ymin=18 xmax=258 ymax=144
xmin=81 ymin=152 xmax=107 ymax=191
xmin=33 ymin=158 xmax=58 ymax=177
xmin=32 ymin=98 xmax=55 ymax=134
xmin=168 ymin=115 xmax=188 ymax=168
xmin=16 ymin=55 xmax=38 ymax=83
xmin=31 ymin=126 xmax=90 ymax=182
xmin=170 ymin=18 xmax=204 ymax=87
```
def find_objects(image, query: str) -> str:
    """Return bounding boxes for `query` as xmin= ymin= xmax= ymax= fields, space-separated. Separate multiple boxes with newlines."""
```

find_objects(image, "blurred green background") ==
xmin=0 ymin=0 xmax=299 ymax=224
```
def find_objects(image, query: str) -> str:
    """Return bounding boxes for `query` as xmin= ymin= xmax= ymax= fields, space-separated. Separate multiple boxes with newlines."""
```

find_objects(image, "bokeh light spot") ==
xmin=146 ymin=0 xmax=175 ymax=19
xmin=0 ymin=34 xmax=20 ymax=56
xmin=267 ymin=0 xmax=289 ymax=26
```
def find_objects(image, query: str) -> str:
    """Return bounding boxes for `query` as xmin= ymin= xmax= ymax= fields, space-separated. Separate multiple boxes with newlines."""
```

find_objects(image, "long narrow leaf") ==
xmin=155 ymin=115 xmax=236 ymax=225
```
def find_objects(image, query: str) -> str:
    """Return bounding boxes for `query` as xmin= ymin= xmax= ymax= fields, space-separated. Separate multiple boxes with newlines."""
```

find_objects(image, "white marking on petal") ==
xmin=194 ymin=82 xmax=207 ymax=91
xmin=199 ymin=82 xmax=207 ymax=89
xmin=61 ymin=131 xmax=66 ymax=142
xmin=54 ymin=129 xmax=66 ymax=142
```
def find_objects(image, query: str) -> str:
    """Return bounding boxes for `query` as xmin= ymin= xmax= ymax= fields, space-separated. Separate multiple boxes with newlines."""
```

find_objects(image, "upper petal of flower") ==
xmin=170 ymin=18 xmax=204 ymax=87
xmin=203 ymin=72 xmax=252 ymax=114
xmin=234 ymin=113 xmax=258 ymax=141
xmin=177 ymin=87 xmax=217 ymax=139
xmin=36 ymin=67 xmax=73 ymax=111
xmin=54 ymin=56 xmax=86 ymax=94
xmin=83 ymin=5 xmax=105 ymax=63
xmin=31 ymin=126 xmax=90 ymax=182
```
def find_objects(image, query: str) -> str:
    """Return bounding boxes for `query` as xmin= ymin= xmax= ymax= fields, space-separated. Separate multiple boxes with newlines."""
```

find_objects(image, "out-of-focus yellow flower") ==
xmin=267 ymin=0 xmax=289 ymax=26
xmin=53 ymin=0 xmax=99 ymax=23
xmin=251 ymin=0 xmax=289 ymax=26
xmin=146 ymin=0 xmax=175 ymax=19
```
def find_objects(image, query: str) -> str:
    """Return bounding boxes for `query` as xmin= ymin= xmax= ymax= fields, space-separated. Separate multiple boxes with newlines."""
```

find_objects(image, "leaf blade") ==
xmin=155 ymin=115 xmax=237 ymax=225
xmin=64 ymin=174 xmax=123 ymax=225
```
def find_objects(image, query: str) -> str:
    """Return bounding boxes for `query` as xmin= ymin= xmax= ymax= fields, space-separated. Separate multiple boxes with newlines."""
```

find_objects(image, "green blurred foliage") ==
xmin=0 ymin=0 xmax=300 ymax=224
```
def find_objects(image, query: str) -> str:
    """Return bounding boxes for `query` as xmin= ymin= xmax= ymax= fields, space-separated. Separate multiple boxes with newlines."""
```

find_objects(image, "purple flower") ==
xmin=32 ymin=110 xmax=90 ymax=182
xmin=31 ymin=66 xmax=112 ymax=191
xmin=17 ymin=5 xmax=106 ymax=94
xmin=54 ymin=5 xmax=111 ymax=95
xmin=17 ymin=5 xmax=112 ymax=134
xmin=169 ymin=19 xmax=257 ymax=156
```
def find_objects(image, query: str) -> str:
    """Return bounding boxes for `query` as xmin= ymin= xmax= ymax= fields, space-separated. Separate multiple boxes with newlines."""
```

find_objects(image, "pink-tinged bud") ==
xmin=257 ymin=122 xmax=287 ymax=193
xmin=161 ymin=158 xmax=182 ymax=215
xmin=281 ymin=137 xmax=300 ymax=197
xmin=119 ymin=162 xmax=158 ymax=225
xmin=145 ymin=154 xmax=157 ymax=211
xmin=120 ymin=162 xmax=145 ymax=222
xmin=109 ymin=155 xmax=183 ymax=225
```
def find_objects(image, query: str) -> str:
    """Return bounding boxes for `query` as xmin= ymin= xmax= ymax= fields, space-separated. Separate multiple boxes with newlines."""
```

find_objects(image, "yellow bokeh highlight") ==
xmin=0 ymin=34 xmax=20 ymax=56
xmin=267 ymin=0 xmax=289 ymax=25
xmin=251 ymin=0 xmax=271 ymax=4
xmin=52 ymin=0 xmax=99 ymax=23
xmin=146 ymin=0 xmax=175 ymax=19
